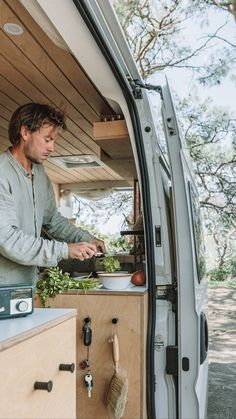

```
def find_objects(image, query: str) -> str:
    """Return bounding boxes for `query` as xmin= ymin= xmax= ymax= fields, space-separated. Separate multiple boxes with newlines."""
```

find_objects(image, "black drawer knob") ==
xmin=59 ymin=363 xmax=75 ymax=373
xmin=34 ymin=380 xmax=53 ymax=392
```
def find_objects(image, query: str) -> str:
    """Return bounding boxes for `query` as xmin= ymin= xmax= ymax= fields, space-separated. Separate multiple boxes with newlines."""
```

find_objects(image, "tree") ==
xmin=72 ymin=191 xmax=133 ymax=230
xmin=175 ymin=93 xmax=236 ymax=268
xmin=113 ymin=0 xmax=236 ymax=270
xmin=72 ymin=192 xmax=134 ymax=252
xmin=113 ymin=0 xmax=236 ymax=85
xmin=197 ymin=0 xmax=236 ymax=21
xmin=176 ymin=95 xmax=236 ymax=220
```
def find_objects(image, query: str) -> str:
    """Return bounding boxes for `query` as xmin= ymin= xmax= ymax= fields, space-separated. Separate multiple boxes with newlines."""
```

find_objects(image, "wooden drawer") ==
xmin=0 ymin=317 xmax=76 ymax=419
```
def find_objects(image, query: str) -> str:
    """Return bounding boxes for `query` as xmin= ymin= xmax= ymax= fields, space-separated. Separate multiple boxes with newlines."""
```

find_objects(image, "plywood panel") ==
xmin=94 ymin=120 xmax=129 ymax=140
xmin=94 ymin=120 xmax=133 ymax=159
xmin=5 ymin=0 xmax=113 ymax=117
xmin=1 ymin=2 xmax=96 ymax=126
xmin=0 ymin=130 xmax=9 ymax=146
xmin=36 ymin=292 xmax=148 ymax=419
xmin=0 ymin=317 xmax=76 ymax=419
xmin=0 ymin=104 xmax=12 ymax=120
xmin=0 ymin=88 xmax=19 ymax=111
xmin=0 ymin=32 xmax=95 ymax=140
xmin=0 ymin=74 xmax=30 ymax=104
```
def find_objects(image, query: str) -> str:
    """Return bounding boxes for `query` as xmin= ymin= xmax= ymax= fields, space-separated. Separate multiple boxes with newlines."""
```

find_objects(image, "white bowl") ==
xmin=98 ymin=272 xmax=131 ymax=290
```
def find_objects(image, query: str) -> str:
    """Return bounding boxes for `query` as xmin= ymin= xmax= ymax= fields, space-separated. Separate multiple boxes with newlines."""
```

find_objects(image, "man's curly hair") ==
xmin=8 ymin=103 xmax=67 ymax=145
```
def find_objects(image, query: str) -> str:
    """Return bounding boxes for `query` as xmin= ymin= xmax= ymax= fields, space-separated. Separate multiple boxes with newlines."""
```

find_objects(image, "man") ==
xmin=0 ymin=103 xmax=105 ymax=286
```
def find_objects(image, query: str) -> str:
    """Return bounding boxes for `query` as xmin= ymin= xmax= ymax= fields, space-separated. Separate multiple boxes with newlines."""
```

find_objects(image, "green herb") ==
xmin=101 ymin=256 xmax=120 ymax=273
xmin=36 ymin=267 xmax=100 ymax=307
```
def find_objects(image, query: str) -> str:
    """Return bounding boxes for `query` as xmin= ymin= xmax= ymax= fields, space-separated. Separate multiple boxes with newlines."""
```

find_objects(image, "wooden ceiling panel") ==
xmin=0 ymin=133 xmax=10 ymax=149
xmin=0 ymin=74 xmax=30 ymax=104
xmin=0 ymin=54 xmax=54 ymax=104
xmin=0 ymin=89 xmax=19 ymax=112
xmin=5 ymin=0 xmax=113 ymax=117
xmin=0 ymin=0 xmax=131 ymax=186
xmin=0 ymin=104 xmax=11 ymax=120
xmin=0 ymin=32 xmax=94 ymax=135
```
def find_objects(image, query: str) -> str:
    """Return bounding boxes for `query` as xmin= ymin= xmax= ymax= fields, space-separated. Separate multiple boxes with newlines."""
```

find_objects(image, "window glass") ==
xmin=188 ymin=182 xmax=206 ymax=282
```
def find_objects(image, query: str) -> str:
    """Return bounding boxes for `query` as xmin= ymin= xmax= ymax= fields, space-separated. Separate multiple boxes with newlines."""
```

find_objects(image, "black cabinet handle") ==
xmin=59 ymin=363 xmax=75 ymax=373
xmin=34 ymin=380 xmax=53 ymax=392
xmin=83 ymin=325 xmax=92 ymax=346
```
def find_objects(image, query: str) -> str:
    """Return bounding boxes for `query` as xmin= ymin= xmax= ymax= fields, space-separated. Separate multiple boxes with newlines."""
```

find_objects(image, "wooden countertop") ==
xmin=0 ymin=308 xmax=77 ymax=352
xmin=58 ymin=284 xmax=148 ymax=296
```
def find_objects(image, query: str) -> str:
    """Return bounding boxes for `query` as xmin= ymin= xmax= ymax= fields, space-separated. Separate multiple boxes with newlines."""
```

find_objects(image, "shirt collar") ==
xmin=7 ymin=148 xmax=35 ymax=178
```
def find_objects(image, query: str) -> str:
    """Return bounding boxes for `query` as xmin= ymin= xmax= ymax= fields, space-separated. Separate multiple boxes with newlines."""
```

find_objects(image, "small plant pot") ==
xmin=98 ymin=272 xmax=131 ymax=290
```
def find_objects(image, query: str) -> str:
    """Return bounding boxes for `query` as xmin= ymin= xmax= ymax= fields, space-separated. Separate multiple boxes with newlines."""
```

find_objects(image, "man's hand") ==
xmin=90 ymin=238 xmax=106 ymax=254
xmin=68 ymin=242 xmax=97 ymax=261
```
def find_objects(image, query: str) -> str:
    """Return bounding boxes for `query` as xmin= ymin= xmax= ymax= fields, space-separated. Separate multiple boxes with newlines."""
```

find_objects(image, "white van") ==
xmin=0 ymin=0 xmax=208 ymax=418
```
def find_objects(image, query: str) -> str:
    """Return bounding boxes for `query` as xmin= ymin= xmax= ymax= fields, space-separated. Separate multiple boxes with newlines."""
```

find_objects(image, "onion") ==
xmin=131 ymin=270 xmax=145 ymax=286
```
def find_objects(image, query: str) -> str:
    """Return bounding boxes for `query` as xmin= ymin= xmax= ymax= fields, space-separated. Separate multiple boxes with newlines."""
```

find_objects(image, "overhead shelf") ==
xmin=93 ymin=119 xmax=133 ymax=159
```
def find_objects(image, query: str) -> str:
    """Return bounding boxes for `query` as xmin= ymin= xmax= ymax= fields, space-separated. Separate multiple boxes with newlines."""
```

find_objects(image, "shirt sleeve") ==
xmin=0 ymin=185 xmax=68 ymax=267
xmin=42 ymin=178 xmax=95 ymax=244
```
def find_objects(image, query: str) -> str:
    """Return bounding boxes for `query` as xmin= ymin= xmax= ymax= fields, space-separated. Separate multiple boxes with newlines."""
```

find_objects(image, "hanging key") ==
xmin=84 ymin=372 xmax=93 ymax=398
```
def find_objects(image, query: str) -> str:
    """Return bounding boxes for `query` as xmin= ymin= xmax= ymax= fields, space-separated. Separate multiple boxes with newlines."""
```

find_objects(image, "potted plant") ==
xmin=98 ymin=256 xmax=132 ymax=290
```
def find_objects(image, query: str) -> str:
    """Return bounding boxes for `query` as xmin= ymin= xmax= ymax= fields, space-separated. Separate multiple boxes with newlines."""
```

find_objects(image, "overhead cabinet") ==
xmin=93 ymin=119 xmax=137 ymax=179
xmin=93 ymin=119 xmax=132 ymax=159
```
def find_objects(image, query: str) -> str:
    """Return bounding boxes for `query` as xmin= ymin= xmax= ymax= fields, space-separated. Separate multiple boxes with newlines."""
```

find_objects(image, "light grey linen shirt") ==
xmin=0 ymin=149 xmax=94 ymax=286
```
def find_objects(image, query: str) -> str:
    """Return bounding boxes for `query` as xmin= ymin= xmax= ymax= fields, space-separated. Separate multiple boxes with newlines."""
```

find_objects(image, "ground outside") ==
xmin=208 ymin=286 xmax=236 ymax=419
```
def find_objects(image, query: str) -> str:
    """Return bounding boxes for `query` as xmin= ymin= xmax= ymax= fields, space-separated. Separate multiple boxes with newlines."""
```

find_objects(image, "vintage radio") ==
xmin=0 ymin=285 xmax=34 ymax=319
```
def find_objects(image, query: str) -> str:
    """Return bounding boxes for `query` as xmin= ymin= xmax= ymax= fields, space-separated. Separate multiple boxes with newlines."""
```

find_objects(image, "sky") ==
xmin=156 ymin=6 xmax=236 ymax=111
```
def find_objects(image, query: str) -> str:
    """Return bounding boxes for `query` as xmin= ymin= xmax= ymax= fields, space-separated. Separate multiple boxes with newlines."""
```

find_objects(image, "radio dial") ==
xmin=16 ymin=300 xmax=29 ymax=312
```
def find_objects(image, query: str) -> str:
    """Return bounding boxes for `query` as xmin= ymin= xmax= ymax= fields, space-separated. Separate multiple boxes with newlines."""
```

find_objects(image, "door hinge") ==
xmin=166 ymin=117 xmax=176 ymax=136
xmin=166 ymin=345 xmax=178 ymax=376
xmin=154 ymin=335 xmax=165 ymax=351
xmin=127 ymin=77 xmax=163 ymax=100
xmin=156 ymin=283 xmax=177 ymax=311
xmin=156 ymin=284 xmax=177 ymax=304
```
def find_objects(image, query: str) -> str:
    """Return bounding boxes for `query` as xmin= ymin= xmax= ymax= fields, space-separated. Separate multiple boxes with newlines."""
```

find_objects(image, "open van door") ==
xmin=161 ymin=81 xmax=208 ymax=419
xmin=2 ymin=0 xmax=208 ymax=415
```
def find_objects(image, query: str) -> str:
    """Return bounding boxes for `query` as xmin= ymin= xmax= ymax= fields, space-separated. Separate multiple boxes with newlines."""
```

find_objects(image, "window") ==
xmin=188 ymin=182 xmax=206 ymax=282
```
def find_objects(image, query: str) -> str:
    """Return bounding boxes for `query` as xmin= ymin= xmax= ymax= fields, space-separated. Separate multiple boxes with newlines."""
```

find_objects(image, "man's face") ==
xmin=23 ymin=123 xmax=58 ymax=164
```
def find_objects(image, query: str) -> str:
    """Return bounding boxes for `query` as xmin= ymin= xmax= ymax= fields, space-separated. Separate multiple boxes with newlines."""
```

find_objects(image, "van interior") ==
xmin=0 ymin=2 xmax=209 ymax=419
xmin=0 ymin=1 xmax=149 ymax=418
xmin=0 ymin=0 xmax=141 ymax=260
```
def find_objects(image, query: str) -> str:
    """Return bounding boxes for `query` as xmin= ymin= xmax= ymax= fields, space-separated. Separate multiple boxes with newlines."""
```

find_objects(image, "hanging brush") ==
xmin=105 ymin=333 xmax=128 ymax=419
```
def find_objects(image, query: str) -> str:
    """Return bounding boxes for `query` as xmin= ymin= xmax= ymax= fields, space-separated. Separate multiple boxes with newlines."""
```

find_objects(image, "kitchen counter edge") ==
xmin=0 ymin=308 xmax=77 ymax=352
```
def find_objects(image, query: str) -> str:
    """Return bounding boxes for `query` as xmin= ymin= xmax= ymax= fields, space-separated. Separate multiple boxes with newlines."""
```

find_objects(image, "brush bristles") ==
xmin=105 ymin=372 xmax=128 ymax=419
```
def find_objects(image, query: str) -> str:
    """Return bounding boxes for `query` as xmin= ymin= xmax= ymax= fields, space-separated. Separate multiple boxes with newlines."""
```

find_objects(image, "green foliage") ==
xmin=75 ymin=223 xmax=107 ymax=242
xmin=36 ymin=267 xmax=100 ymax=307
xmin=228 ymin=279 xmax=236 ymax=289
xmin=107 ymin=236 xmax=131 ymax=253
xmin=113 ymin=0 xmax=194 ymax=79
xmin=75 ymin=222 xmax=132 ymax=254
xmin=174 ymin=94 xmax=236 ymax=270
xmin=101 ymin=256 xmax=120 ymax=273
xmin=207 ymin=266 xmax=229 ymax=282
xmin=228 ymin=259 xmax=236 ymax=278
xmin=113 ymin=0 xmax=236 ymax=84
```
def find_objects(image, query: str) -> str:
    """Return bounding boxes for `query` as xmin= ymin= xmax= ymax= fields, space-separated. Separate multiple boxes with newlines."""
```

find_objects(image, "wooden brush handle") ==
xmin=112 ymin=333 xmax=120 ymax=372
